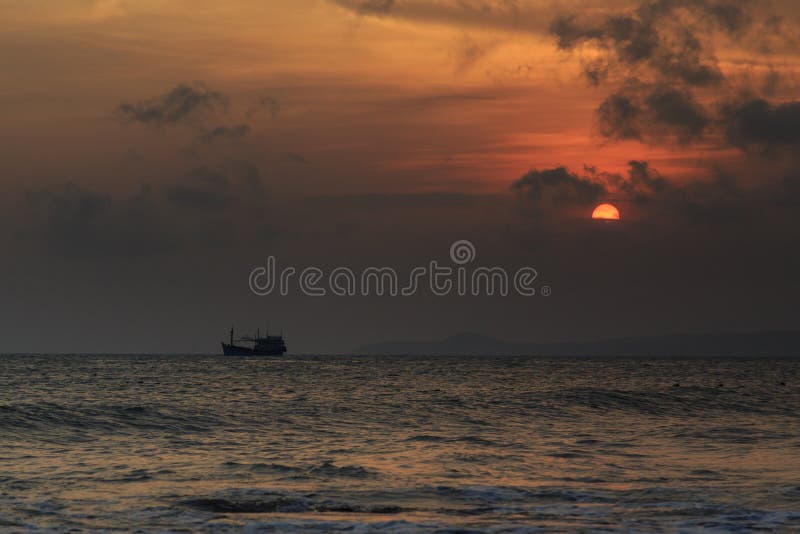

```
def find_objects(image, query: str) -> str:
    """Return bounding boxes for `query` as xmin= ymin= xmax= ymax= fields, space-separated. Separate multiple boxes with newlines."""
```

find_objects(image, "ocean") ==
xmin=1 ymin=355 xmax=799 ymax=532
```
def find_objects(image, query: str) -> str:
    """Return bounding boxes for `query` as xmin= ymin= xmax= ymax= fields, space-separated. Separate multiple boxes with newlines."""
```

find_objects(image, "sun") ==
xmin=592 ymin=203 xmax=621 ymax=221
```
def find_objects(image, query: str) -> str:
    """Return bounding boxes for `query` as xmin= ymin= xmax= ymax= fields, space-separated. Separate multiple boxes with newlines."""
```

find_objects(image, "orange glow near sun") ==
xmin=592 ymin=203 xmax=621 ymax=221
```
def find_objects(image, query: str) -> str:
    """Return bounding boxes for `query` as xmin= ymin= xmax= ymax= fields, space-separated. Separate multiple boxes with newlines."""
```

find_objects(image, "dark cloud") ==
xmin=663 ymin=172 xmax=749 ymax=222
xmin=550 ymin=15 xmax=604 ymax=50
xmin=24 ymin=184 xmax=174 ymax=258
xmin=511 ymin=167 xmax=607 ymax=206
xmin=329 ymin=0 xmax=538 ymax=33
xmin=332 ymin=0 xmax=394 ymax=15
xmin=594 ymin=87 xmax=800 ymax=152
xmin=199 ymin=124 xmax=250 ymax=144
xmin=722 ymin=98 xmax=800 ymax=150
xmin=27 ymin=183 xmax=110 ymax=232
xmin=702 ymin=0 xmax=753 ymax=34
xmin=356 ymin=0 xmax=395 ymax=15
xmin=22 ymin=161 xmax=267 ymax=259
xmin=117 ymin=83 xmax=228 ymax=126
xmin=165 ymin=162 xmax=263 ymax=210
xmin=625 ymin=160 xmax=669 ymax=195
xmin=511 ymin=160 xmax=758 ymax=224
xmin=165 ymin=168 xmax=234 ymax=209
xmin=582 ymin=58 xmax=611 ymax=86
xmin=614 ymin=163 xmax=750 ymax=222
xmin=550 ymin=0 xmax=800 ymax=155
xmin=549 ymin=0 xmax=752 ymax=87
xmin=583 ymin=160 xmax=670 ymax=203
xmin=596 ymin=91 xmax=643 ymax=140
xmin=597 ymin=83 xmax=709 ymax=143
xmin=645 ymin=87 xmax=709 ymax=137
xmin=582 ymin=160 xmax=668 ymax=200
xmin=451 ymin=35 xmax=495 ymax=73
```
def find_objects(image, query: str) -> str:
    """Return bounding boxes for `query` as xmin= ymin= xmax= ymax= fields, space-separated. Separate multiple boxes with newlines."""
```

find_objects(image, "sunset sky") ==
xmin=2 ymin=0 xmax=799 ymax=353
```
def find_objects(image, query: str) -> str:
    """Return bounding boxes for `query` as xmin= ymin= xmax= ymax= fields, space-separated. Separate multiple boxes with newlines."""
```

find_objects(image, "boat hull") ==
xmin=221 ymin=343 xmax=286 ymax=356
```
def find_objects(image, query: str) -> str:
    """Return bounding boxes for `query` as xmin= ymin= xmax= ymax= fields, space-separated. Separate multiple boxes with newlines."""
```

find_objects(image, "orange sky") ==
xmin=4 ymin=0 xmax=798 ymax=202
xmin=2 ymin=1 xmax=800 ymax=352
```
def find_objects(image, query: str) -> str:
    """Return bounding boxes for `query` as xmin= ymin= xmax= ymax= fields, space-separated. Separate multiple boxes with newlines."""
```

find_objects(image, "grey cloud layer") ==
xmin=117 ymin=83 xmax=229 ymax=126
xmin=354 ymin=0 xmax=395 ymax=14
xmin=511 ymin=167 xmax=606 ymax=207
xmin=512 ymin=159 xmax=800 ymax=224
xmin=723 ymin=99 xmax=800 ymax=150
xmin=551 ymin=0 xmax=800 ymax=154
xmin=21 ymin=84 xmax=281 ymax=258
xmin=331 ymin=0 xmax=800 ymax=153
xmin=199 ymin=124 xmax=251 ymax=144
xmin=25 ymin=184 xmax=174 ymax=258
xmin=329 ymin=0 xmax=551 ymax=33
xmin=120 ymin=84 xmax=279 ymax=149
xmin=550 ymin=0 xmax=756 ymax=87
xmin=24 ymin=162 xmax=268 ymax=259
xmin=596 ymin=83 xmax=709 ymax=143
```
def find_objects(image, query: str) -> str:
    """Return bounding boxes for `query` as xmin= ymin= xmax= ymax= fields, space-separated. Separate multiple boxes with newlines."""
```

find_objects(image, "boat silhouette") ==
xmin=222 ymin=327 xmax=287 ymax=356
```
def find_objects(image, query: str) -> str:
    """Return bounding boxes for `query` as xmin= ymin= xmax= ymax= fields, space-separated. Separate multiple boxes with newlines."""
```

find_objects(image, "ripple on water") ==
xmin=1 ymin=354 xmax=799 ymax=531
xmin=180 ymin=489 xmax=404 ymax=515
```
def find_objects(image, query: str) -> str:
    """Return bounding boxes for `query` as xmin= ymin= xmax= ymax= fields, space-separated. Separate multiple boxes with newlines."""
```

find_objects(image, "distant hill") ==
xmin=353 ymin=331 xmax=800 ymax=357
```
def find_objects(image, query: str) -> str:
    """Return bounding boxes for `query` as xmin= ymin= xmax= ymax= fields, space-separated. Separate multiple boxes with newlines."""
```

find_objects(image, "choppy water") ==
xmin=1 ymin=355 xmax=799 ymax=532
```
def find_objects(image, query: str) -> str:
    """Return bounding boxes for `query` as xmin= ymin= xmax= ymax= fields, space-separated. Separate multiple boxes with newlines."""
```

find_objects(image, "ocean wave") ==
xmin=543 ymin=387 xmax=794 ymax=418
xmin=432 ymin=485 xmax=607 ymax=505
xmin=307 ymin=460 xmax=374 ymax=478
xmin=219 ymin=460 xmax=376 ymax=479
xmin=3 ymin=355 xmax=799 ymax=532
xmin=403 ymin=435 xmax=500 ymax=446
xmin=239 ymin=519 xmax=450 ymax=533
xmin=180 ymin=489 xmax=403 ymax=515
xmin=0 ymin=402 xmax=222 ymax=437
xmin=671 ymin=426 xmax=793 ymax=443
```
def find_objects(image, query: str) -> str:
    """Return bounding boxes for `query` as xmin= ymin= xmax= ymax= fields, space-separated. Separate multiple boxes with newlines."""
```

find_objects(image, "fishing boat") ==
xmin=222 ymin=327 xmax=287 ymax=356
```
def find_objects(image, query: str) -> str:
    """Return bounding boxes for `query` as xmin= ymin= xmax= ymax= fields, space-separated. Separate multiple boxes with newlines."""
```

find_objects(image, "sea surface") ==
xmin=1 ymin=355 xmax=799 ymax=532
